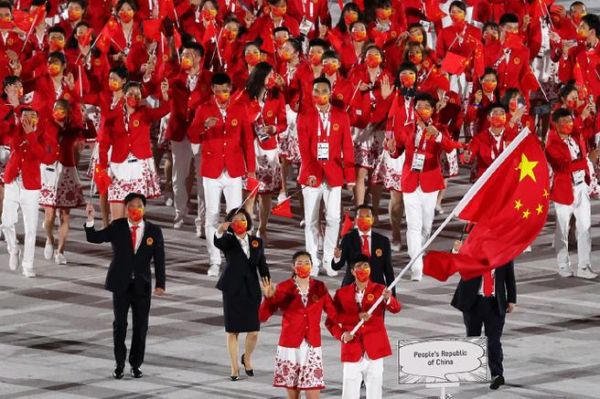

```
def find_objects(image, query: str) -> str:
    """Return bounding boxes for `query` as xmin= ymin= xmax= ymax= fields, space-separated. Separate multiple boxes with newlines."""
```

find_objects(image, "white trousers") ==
xmin=554 ymin=183 xmax=592 ymax=270
xmin=1 ymin=180 xmax=40 ymax=272
xmin=171 ymin=138 xmax=205 ymax=227
xmin=403 ymin=187 xmax=438 ymax=278
xmin=342 ymin=357 xmax=384 ymax=399
xmin=203 ymin=170 xmax=242 ymax=265
xmin=302 ymin=184 xmax=341 ymax=269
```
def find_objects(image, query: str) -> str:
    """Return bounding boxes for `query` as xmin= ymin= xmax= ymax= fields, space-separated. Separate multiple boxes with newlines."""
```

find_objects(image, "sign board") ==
xmin=397 ymin=337 xmax=488 ymax=385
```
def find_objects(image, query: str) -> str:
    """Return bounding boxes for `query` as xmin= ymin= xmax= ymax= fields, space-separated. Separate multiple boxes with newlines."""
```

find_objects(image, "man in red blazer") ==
xmin=190 ymin=73 xmax=256 ymax=277
xmin=545 ymin=109 xmax=598 ymax=280
xmin=297 ymin=77 xmax=356 ymax=277
xmin=2 ymin=108 xmax=49 ymax=277
xmin=326 ymin=255 xmax=401 ymax=399
xmin=387 ymin=93 xmax=462 ymax=281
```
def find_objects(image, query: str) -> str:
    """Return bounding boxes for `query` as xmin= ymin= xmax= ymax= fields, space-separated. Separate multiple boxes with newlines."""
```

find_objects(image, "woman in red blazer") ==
xmin=259 ymin=251 xmax=339 ymax=398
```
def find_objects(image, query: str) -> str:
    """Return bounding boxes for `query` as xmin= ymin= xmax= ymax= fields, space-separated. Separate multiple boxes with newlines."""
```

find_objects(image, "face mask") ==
xmin=490 ymin=114 xmax=506 ymax=127
xmin=48 ymin=63 xmax=62 ymax=77
xmin=450 ymin=11 xmax=465 ymax=26
xmin=309 ymin=52 xmax=322 ymax=66
xmin=356 ymin=216 xmax=373 ymax=231
xmin=313 ymin=94 xmax=329 ymax=106
xmin=272 ymin=5 xmax=287 ymax=17
xmin=127 ymin=207 xmax=144 ymax=222
xmin=566 ymin=99 xmax=578 ymax=109
xmin=504 ymin=32 xmax=521 ymax=47
xmin=181 ymin=55 xmax=194 ymax=70
xmin=265 ymin=74 xmax=277 ymax=89
xmin=354 ymin=267 xmax=371 ymax=283
xmin=215 ymin=91 xmax=230 ymax=104
xmin=408 ymin=53 xmax=422 ymax=65
xmin=376 ymin=8 xmax=392 ymax=20
xmin=400 ymin=73 xmax=416 ymax=88
xmin=68 ymin=8 xmax=82 ymax=22
xmin=409 ymin=32 xmax=424 ymax=43
xmin=118 ymin=9 xmax=134 ymax=23
xmin=108 ymin=79 xmax=122 ymax=92
xmin=558 ymin=120 xmax=574 ymax=135
xmin=482 ymin=81 xmax=497 ymax=93
xmin=351 ymin=30 xmax=367 ymax=42
xmin=344 ymin=12 xmax=358 ymax=25
xmin=508 ymin=99 xmax=519 ymax=112
xmin=275 ymin=36 xmax=288 ymax=47
xmin=294 ymin=264 xmax=311 ymax=279
xmin=577 ymin=28 xmax=588 ymax=40
xmin=77 ymin=31 xmax=92 ymax=47
xmin=202 ymin=9 xmax=217 ymax=21
xmin=245 ymin=52 xmax=260 ymax=66
xmin=323 ymin=62 xmax=340 ymax=75
xmin=231 ymin=219 xmax=247 ymax=234
xmin=30 ymin=115 xmax=39 ymax=128
xmin=223 ymin=29 xmax=238 ymax=41
xmin=573 ymin=12 xmax=586 ymax=25
xmin=417 ymin=108 xmax=433 ymax=121
xmin=17 ymin=87 xmax=23 ymax=98
xmin=126 ymin=96 xmax=139 ymax=108
xmin=365 ymin=53 xmax=382 ymax=68
xmin=483 ymin=32 xmax=498 ymax=42
xmin=49 ymin=37 xmax=65 ymax=51
xmin=53 ymin=108 xmax=67 ymax=121
xmin=280 ymin=49 xmax=293 ymax=61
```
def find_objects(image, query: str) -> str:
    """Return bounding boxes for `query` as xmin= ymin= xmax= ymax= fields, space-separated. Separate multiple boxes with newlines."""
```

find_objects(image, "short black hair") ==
xmin=48 ymin=51 xmax=67 ymax=65
xmin=352 ymin=254 xmax=370 ymax=268
xmin=559 ymin=83 xmax=578 ymax=99
xmin=481 ymin=67 xmax=498 ymax=80
xmin=68 ymin=0 xmax=87 ymax=7
xmin=449 ymin=1 xmax=466 ymax=13
xmin=109 ymin=65 xmax=129 ymax=80
xmin=124 ymin=192 xmax=147 ymax=206
xmin=48 ymin=26 xmax=66 ymax=36
xmin=552 ymin=108 xmax=572 ymax=122
xmin=273 ymin=26 xmax=290 ymax=35
xmin=0 ymin=1 xmax=12 ymax=11
xmin=116 ymin=0 xmax=137 ymax=11
xmin=183 ymin=41 xmax=204 ymax=58
xmin=499 ymin=13 xmax=519 ymax=26
xmin=293 ymin=250 xmax=313 ymax=264
xmin=487 ymin=102 xmax=506 ymax=114
xmin=124 ymin=80 xmax=142 ymax=93
xmin=582 ymin=14 xmax=600 ymax=37
xmin=211 ymin=72 xmax=231 ymax=86
xmin=398 ymin=61 xmax=417 ymax=74
xmin=321 ymin=49 xmax=339 ymax=61
xmin=313 ymin=76 xmax=331 ymax=90
xmin=355 ymin=204 xmax=373 ymax=216
xmin=225 ymin=207 xmax=253 ymax=232
xmin=414 ymin=92 xmax=435 ymax=107
xmin=482 ymin=21 xmax=500 ymax=33
xmin=308 ymin=38 xmax=330 ymax=51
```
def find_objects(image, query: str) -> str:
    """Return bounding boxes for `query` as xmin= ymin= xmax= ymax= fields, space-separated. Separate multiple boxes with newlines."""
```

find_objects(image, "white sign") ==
xmin=397 ymin=337 xmax=488 ymax=385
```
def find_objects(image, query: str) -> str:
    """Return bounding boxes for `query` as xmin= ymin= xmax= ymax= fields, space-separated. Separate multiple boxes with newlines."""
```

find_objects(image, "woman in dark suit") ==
xmin=215 ymin=208 xmax=270 ymax=381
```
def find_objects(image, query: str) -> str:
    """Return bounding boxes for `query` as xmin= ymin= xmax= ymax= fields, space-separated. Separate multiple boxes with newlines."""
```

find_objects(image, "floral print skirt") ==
xmin=273 ymin=340 xmax=324 ymax=390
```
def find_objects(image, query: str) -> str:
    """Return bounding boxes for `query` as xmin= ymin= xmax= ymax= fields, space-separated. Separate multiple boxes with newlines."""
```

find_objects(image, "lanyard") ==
xmin=317 ymin=110 xmax=331 ymax=140
xmin=414 ymin=126 xmax=427 ymax=152
xmin=215 ymin=99 xmax=227 ymax=123
xmin=302 ymin=0 xmax=314 ymax=19
xmin=489 ymin=131 xmax=504 ymax=159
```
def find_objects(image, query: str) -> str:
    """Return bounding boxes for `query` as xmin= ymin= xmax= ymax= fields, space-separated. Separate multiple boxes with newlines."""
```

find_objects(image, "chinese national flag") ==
xmin=425 ymin=0 xmax=446 ymax=22
xmin=441 ymin=51 xmax=469 ymax=75
xmin=272 ymin=198 xmax=293 ymax=218
xmin=96 ymin=16 xmax=119 ymax=53
xmin=246 ymin=176 xmax=260 ymax=198
xmin=472 ymin=40 xmax=485 ymax=79
xmin=340 ymin=211 xmax=354 ymax=236
xmin=261 ymin=29 xmax=276 ymax=54
xmin=202 ymin=21 xmax=217 ymax=45
xmin=143 ymin=19 xmax=163 ymax=42
xmin=159 ymin=0 xmax=175 ymax=19
xmin=423 ymin=131 xmax=550 ymax=282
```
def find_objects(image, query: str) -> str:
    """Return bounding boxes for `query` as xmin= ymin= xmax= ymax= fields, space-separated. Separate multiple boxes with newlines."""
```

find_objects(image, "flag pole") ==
xmin=349 ymin=127 xmax=532 ymax=335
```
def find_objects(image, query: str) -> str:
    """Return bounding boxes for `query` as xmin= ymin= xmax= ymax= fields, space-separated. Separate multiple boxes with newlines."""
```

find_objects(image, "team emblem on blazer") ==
xmin=375 ymin=248 xmax=383 ymax=257
xmin=312 ymin=294 xmax=319 ymax=302
xmin=267 ymin=110 xmax=274 ymax=118
xmin=146 ymin=237 xmax=154 ymax=246
xmin=231 ymin=119 xmax=238 ymax=127
xmin=133 ymin=119 xmax=140 ymax=128
xmin=7 ymin=38 xmax=12 ymax=45
xmin=423 ymin=60 xmax=430 ymax=68
xmin=94 ymin=59 xmax=101 ymax=66
xmin=514 ymin=57 xmax=520 ymax=65
xmin=63 ymin=93 xmax=71 ymax=100
xmin=367 ymin=294 xmax=375 ymax=302
xmin=333 ymin=123 xmax=339 ymax=131
xmin=336 ymin=93 xmax=343 ymax=100
xmin=136 ymin=35 xmax=143 ymax=42
xmin=391 ymin=31 xmax=398 ymax=38
xmin=251 ymin=240 xmax=259 ymax=248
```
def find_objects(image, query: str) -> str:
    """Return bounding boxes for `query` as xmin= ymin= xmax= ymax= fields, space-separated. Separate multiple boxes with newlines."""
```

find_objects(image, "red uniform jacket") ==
xmin=190 ymin=98 xmax=256 ymax=179
xmin=466 ymin=128 xmax=517 ymax=179
xmin=297 ymin=105 xmax=356 ymax=187
xmin=490 ymin=44 xmax=537 ymax=95
xmin=436 ymin=24 xmax=482 ymax=77
xmin=545 ymin=129 xmax=591 ymax=206
xmin=3 ymin=127 xmax=48 ymax=190
xmin=259 ymin=278 xmax=337 ymax=348
xmin=238 ymin=91 xmax=287 ymax=151
xmin=326 ymin=281 xmax=401 ymax=362
xmin=559 ymin=42 xmax=600 ymax=98
xmin=43 ymin=121 xmax=83 ymax=167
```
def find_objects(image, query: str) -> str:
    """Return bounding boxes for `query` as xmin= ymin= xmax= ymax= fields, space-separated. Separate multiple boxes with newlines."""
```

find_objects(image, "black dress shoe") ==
xmin=230 ymin=375 xmax=239 ymax=381
xmin=130 ymin=367 xmax=143 ymax=378
xmin=112 ymin=366 xmax=124 ymax=379
xmin=490 ymin=375 xmax=505 ymax=390
xmin=241 ymin=354 xmax=254 ymax=377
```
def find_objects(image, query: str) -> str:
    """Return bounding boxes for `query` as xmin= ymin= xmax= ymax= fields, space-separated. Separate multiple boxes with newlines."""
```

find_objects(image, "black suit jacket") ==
xmin=451 ymin=261 xmax=517 ymax=315
xmin=331 ymin=229 xmax=395 ymax=294
xmin=85 ymin=218 xmax=166 ymax=295
xmin=214 ymin=232 xmax=270 ymax=299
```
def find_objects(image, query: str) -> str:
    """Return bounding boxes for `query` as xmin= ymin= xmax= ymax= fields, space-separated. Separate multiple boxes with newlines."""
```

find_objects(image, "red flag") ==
xmin=159 ymin=0 xmax=175 ymax=19
xmin=0 ymin=20 xmax=11 ymax=30
xmin=441 ymin=52 xmax=469 ymax=75
xmin=272 ymin=198 xmax=293 ymax=218
xmin=425 ymin=0 xmax=446 ymax=22
xmin=327 ymin=30 xmax=343 ymax=53
xmin=337 ymin=0 xmax=344 ymax=13
xmin=93 ymin=165 xmax=112 ymax=196
xmin=78 ymin=28 xmax=93 ymax=47
xmin=143 ymin=19 xmax=163 ymax=42
xmin=261 ymin=28 xmax=276 ymax=54
xmin=246 ymin=176 xmax=260 ymax=198
xmin=340 ymin=211 xmax=354 ymax=236
xmin=472 ymin=40 xmax=485 ymax=79
xmin=202 ymin=21 xmax=217 ymax=45
xmin=521 ymin=66 xmax=540 ymax=93
xmin=423 ymin=132 xmax=550 ymax=281
xmin=13 ymin=10 xmax=33 ymax=31
xmin=96 ymin=16 xmax=120 ymax=53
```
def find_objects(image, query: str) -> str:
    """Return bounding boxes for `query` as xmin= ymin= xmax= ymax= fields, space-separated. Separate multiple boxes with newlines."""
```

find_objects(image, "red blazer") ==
xmin=297 ymin=106 xmax=356 ymax=187
xmin=238 ymin=91 xmax=287 ymax=151
xmin=492 ymin=45 xmax=537 ymax=96
xmin=326 ymin=281 xmax=401 ymax=362
xmin=545 ymin=129 xmax=590 ymax=206
xmin=4 ymin=128 xmax=49 ymax=190
xmin=99 ymin=103 xmax=169 ymax=166
xmin=436 ymin=24 xmax=482 ymax=66
xmin=43 ymin=121 xmax=83 ymax=167
xmin=466 ymin=128 xmax=517 ymax=179
xmin=391 ymin=123 xmax=462 ymax=193
xmin=190 ymin=99 xmax=256 ymax=179
xmin=349 ymin=65 xmax=394 ymax=128
xmin=559 ymin=42 xmax=600 ymax=98
xmin=259 ymin=278 xmax=337 ymax=348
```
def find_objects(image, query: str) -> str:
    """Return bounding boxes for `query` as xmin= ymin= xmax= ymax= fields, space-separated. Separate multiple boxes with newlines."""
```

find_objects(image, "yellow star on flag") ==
xmin=517 ymin=154 xmax=538 ymax=182
xmin=514 ymin=199 xmax=523 ymax=210
xmin=536 ymin=204 xmax=544 ymax=215
xmin=543 ymin=189 xmax=550 ymax=199
xmin=522 ymin=209 xmax=531 ymax=219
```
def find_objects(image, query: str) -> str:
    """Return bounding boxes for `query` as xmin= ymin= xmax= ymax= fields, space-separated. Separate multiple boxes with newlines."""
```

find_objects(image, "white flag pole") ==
xmin=349 ymin=127 xmax=531 ymax=335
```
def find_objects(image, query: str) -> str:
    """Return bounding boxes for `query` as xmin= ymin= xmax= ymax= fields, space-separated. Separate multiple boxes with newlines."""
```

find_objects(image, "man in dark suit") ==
xmin=451 ymin=259 xmax=516 ymax=390
xmin=85 ymin=193 xmax=166 ymax=380
xmin=332 ymin=205 xmax=395 ymax=294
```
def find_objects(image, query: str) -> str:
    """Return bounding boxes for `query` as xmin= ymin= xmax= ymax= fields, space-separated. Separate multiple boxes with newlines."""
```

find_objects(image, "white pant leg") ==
xmin=221 ymin=171 xmax=242 ymax=213
xmin=342 ymin=360 xmax=365 ymax=399
xmin=364 ymin=357 xmax=384 ymax=399
xmin=192 ymin=144 xmax=205 ymax=228
xmin=573 ymin=184 xmax=592 ymax=268
xmin=203 ymin=175 xmax=225 ymax=266
xmin=1 ymin=182 xmax=21 ymax=256
xmin=322 ymin=185 xmax=341 ymax=266
xmin=19 ymin=186 xmax=40 ymax=272
xmin=171 ymin=138 xmax=193 ymax=219
xmin=554 ymin=200 xmax=574 ymax=269
xmin=303 ymin=185 xmax=324 ymax=269
xmin=403 ymin=189 xmax=425 ymax=275
xmin=419 ymin=188 xmax=439 ymax=258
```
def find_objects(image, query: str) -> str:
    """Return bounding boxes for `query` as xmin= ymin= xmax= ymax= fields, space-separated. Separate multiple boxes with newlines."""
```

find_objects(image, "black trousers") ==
xmin=112 ymin=281 xmax=151 ymax=368
xmin=462 ymin=297 xmax=506 ymax=378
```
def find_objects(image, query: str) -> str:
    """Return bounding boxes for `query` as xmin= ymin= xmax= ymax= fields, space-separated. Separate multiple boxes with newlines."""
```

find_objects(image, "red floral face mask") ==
xmin=354 ymin=266 xmax=371 ymax=282
xmin=231 ymin=219 xmax=247 ymax=234
xmin=295 ymin=264 xmax=311 ymax=278
xmin=356 ymin=216 xmax=373 ymax=231
xmin=489 ymin=114 xmax=506 ymax=128
xmin=127 ymin=207 xmax=144 ymax=222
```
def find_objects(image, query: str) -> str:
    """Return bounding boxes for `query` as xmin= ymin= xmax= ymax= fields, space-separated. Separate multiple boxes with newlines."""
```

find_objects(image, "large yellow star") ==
xmin=514 ymin=199 xmax=523 ymax=210
xmin=517 ymin=154 xmax=538 ymax=182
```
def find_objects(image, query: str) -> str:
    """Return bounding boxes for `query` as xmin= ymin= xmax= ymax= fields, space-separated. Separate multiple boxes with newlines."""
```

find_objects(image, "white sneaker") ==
xmin=54 ymin=251 xmax=67 ymax=265
xmin=277 ymin=192 xmax=287 ymax=203
xmin=195 ymin=225 xmax=204 ymax=238
xmin=557 ymin=265 xmax=573 ymax=278
xmin=207 ymin=264 xmax=220 ymax=277
xmin=300 ymin=219 xmax=305 ymax=227
xmin=410 ymin=271 xmax=423 ymax=281
xmin=391 ymin=241 xmax=401 ymax=252
xmin=576 ymin=266 xmax=598 ymax=280
xmin=322 ymin=263 xmax=338 ymax=277
xmin=173 ymin=213 xmax=185 ymax=229
xmin=9 ymin=251 xmax=19 ymax=271
xmin=22 ymin=269 xmax=36 ymax=278
xmin=165 ymin=197 xmax=174 ymax=207
xmin=435 ymin=204 xmax=445 ymax=215
xmin=44 ymin=240 xmax=54 ymax=260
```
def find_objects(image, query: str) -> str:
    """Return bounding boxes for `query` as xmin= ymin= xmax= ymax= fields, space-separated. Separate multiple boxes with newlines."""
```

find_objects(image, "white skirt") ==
xmin=243 ymin=139 xmax=281 ymax=194
xmin=273 ymin=340 xmax=325 ymax=390
xmin=39 ymin=162 xmax=84 ymax=208
xmin=352 ymin=125 xmax=384 ymax=169
xmin=279 ymin=105 xmax=300 ymax=164
xmin=374 ymin=150 xmax=405 ymax=192
xmin=108 ymin=156 xmax=161 ymax=202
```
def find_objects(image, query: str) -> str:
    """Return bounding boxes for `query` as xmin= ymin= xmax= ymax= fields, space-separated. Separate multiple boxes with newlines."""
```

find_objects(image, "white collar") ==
xmin=128 ymin=220 xmax=145 ymax=230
